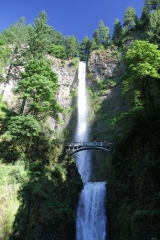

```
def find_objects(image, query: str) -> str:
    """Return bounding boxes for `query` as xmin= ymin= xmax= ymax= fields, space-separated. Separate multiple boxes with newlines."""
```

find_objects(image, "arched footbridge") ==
xmin=65 ymin=141 xmax=113 ymax=155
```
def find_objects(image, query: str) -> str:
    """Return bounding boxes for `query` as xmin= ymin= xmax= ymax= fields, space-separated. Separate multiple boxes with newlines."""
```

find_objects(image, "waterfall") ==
xmin=75 ymin=62 xmax=107 ymax=240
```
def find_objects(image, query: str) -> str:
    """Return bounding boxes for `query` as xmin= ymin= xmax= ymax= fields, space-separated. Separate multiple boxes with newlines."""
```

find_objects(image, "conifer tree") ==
xmin=51 ymin=30 xmax=63 ymax=45
xmin=140 ymin=5 xmax=150 ymax=30
xmin=1 ymin=17 xmax=30 ymax=47
xmin=0 ymin=37 xmax=11 ymax=78
xmin=144 ymin=0 xmax=160 ymax=11
xmin=14 ymin=59 xmax=62 ymax=119
xmin=112 ymin=19 xmax=122 ymax=47
xmin=99 ymin=20 xmax=110 ymax=47
xmin=64 ymin=36 xmax=79 ymax=59
xmin=124 ymin=6 xmax=137 ymax=29
xmin=148 ymin=9 xmax=160 ymax=44
xmin=90 ymin=29 xmax=100 ymax=51
xmin=29 ymin=11 xmax=52 ymax=59
xmin=79 ymin=36 xmax=90 ymax=61
xmin=1 ymin=18 xmax=30 ymax=82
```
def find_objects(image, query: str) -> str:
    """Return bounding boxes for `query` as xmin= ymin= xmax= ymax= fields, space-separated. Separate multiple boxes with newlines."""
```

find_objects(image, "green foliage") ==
xmin=0 ymin=36 xmax=11 ymax=76
xmin=7 ymin=115 xmax=41 ymax=143
xmin=148 ymin=9 xmax=160 ymax=44
xmin=112 ymin=19 xmax=123 ymax=47
xmin=123 ymin=40 xmax=160 ymax=109
xmin=70 ymin=57 xmax=79 ymax=69
xmin=124 ymin=40 xmax=160 ymax=80
xmin=14 ymin=59 xmax=62 ymax=119
xmin=64 ymin=35 xmax=79 ymax=59
xmin=2 ymin=3 xmax=160 ymax=239
xmin=1 ymin=17 xmax=30 ymax=46
xmin=0 ymin=102 xmax=82 ymax=240
xmin=107 ymin=111 xmax=160 ymax=240
xmin=0 ymin=161 xmax=28 ymax=239
xmin=99 ymin=19 xmax=110 ymax=47
xmin=51 ymin=30 xmax=63 ymax=45
xmin=28 ymin=11 xmax=53 ymax=59
xmin=51 ymin=44 xmax=66 ymax=59
xmin=1 ymin=18 xmax=33 ymax=83
xmin=79 ymin=36 xmax=90 ymax=61
xmin=61 ymin=59 xmax=66 ymax=66
xmin=6 ymin=134 xmax=83 ymax=240
xmin=145 ymin=0 xmax=160 ymax=11
xmin=90 ymin=29 xmax=100 ymax=51
xmin=123 ymin=6 xmax=137 ymax=29
xmin=90 ymin=20 xmax=110 ymax=51
xmin=87 ymin=73 xmax=94 ymax=79
xmin=10 ymin=162 xmax=82 ymax=239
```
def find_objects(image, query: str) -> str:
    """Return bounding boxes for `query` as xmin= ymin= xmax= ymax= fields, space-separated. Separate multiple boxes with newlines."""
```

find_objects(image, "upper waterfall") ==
xmin=75 ymin=62 xmax=91 ymax=183
xmin=75 ymin=62 xmax=107 ymax=240
xmin=77 ymin=62 xmax=88 ymax=141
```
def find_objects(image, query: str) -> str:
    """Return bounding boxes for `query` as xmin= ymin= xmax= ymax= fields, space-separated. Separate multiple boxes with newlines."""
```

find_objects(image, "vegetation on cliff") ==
xmin=1 ymin=0 xmax=160 ymax=239
xmin=0 ymin=11 xmax=82 ymax=240
xmin=0 ymin=97 xmax=82 ymax=240
xmin=84 ymin=1 xmax=160 ymax=239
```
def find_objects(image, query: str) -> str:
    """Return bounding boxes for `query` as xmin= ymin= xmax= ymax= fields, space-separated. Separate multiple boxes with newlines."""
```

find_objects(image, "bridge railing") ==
xmin=66 ymin=141 xmax=113 ymax=148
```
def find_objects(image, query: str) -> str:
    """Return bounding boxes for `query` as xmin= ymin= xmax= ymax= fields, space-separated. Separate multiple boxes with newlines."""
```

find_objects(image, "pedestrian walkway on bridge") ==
xmin=65 ymin=141 xmax=113 ymax=154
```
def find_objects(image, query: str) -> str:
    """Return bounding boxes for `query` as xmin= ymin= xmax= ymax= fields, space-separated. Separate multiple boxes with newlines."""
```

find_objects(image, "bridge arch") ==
xmin=67 ymin=146 xmax=110 ymax=155
xmin=66 ymin=141 xmax=112 ymax=155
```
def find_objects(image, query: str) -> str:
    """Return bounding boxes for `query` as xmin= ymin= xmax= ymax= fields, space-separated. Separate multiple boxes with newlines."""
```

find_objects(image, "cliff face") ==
xmin=48 ymin=56 xmax=77 ymax=108
xmin=45 ymin=56 xmax=78 ymax=131
xmin=0 ymin=56 xmax=78 ymax=132
xmin=86 ymin=48 xmax=124 ymax=142
xmin=0 ymin=48 xmax=122 ymax=135
xmin=88 ymin=48 xmax=121 ymax=79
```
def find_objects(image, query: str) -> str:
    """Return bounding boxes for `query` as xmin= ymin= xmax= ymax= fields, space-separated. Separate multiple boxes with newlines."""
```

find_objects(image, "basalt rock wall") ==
xmin=0 ymin=48 xmax=123 ymax=135
xmin=0 ymin=56 xmax=78 ymax=132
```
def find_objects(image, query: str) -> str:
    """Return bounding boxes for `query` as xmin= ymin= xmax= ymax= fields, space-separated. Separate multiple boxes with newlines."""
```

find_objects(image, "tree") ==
xmin=51 ymin=44 xmax=66 ymax=59
xmin=92 ymin=29 xmax=100 ymax=45
xmin=7 ymin=115 xmax=41 ymax=144
xmin=138 ymin=6 xmax=150 ymax=31
xmin=124 ymin=7 xmax=137 ymax=29
xmin=144 ymin=0 xmax=160 ymax=11
xmin=29 ymin=11 xmax=52 ymax=59
xmin=123 ymin=40 xmax=160 ymax=108
xmin=0 ymin=37 xmax=11 ymax=78
xmin=79 ymin=36 xmax=90 ymax=61
xmin=99 ymin=20 xmax=110 ymax=47
xmin=148 ymin=9 xmax=160 ymax=44
xmin=51 ymin=30 xmax=63 ymax=45
xmin=14 ymin=59 xmax=62 ymax=120
xmin=90 ymin=29 xmax=100 ymax=51
xmin=112 ymin=19 xmax=123 ymax=47
xmin=1 ymin=17 xmax=30 ymax=47
xmin=1 ymin=18 xmax=31 ymax=82
xmin=64 ymin=36 xmax=79 ymax=59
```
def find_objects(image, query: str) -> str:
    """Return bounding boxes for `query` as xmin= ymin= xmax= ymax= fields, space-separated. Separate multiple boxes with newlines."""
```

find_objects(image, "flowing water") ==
xmin=75 ymin=62 xmax=107 ymax=240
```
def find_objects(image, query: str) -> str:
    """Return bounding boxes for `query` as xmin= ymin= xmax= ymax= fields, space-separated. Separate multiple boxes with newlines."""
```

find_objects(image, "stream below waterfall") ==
xmin=75 ymin=62 xmax=107 ymax=240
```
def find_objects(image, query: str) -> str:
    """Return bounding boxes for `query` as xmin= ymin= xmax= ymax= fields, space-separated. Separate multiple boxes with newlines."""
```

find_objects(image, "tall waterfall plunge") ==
xmin=75 ymin=62 xmax=107 ymax=240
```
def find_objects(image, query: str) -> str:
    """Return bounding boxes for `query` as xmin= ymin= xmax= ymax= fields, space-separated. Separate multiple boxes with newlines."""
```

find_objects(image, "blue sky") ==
xmin=1 ymin=0 xmax=144 ymax=42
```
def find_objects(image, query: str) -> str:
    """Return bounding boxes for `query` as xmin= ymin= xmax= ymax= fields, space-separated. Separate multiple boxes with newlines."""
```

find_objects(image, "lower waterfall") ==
xmin=75 ymin=62 xmax=107 ymax=240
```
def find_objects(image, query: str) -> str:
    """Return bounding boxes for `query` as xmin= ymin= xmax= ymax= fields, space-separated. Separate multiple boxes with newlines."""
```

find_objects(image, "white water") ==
xmin=75 ymin=62 xmax=107 ymax=240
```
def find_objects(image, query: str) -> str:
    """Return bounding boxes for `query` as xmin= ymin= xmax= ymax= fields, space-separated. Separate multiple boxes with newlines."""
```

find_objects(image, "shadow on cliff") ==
xmin=86 ymin=60 xmax=160 ymax=239
xmin=7 ymin=133 xmax=82 ymax=240
xmin=85 ymin=70 xmax=123 ymax=181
